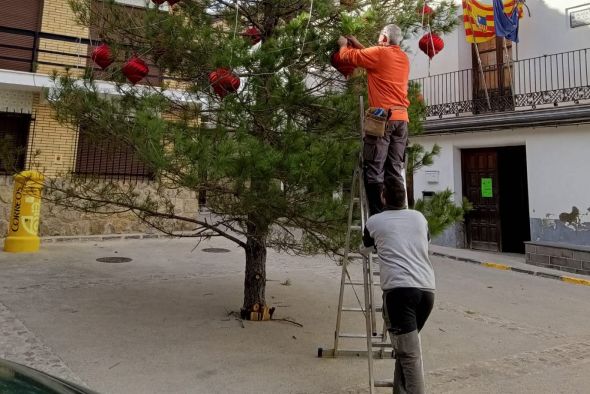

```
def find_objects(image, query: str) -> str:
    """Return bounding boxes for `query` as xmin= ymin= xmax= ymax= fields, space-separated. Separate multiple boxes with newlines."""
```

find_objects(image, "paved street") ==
xmin=0 ymin=237 xmax=589 ymax=393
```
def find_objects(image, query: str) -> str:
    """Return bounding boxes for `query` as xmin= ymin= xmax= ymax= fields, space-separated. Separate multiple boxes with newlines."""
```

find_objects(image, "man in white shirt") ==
xmin=363 ymin=180 xmax=435 ymax=394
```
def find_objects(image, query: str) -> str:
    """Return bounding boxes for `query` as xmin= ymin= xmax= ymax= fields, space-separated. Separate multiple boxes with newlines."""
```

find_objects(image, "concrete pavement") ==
xmin=0 ymin=238 xmax=589 ymax=393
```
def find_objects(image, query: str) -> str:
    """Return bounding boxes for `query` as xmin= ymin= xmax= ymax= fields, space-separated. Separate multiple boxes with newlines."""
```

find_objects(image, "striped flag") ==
xmin=463 ymin=0 xmax=522 ymax=44
xmin=494 ymin=0 xmax=524 ymax=42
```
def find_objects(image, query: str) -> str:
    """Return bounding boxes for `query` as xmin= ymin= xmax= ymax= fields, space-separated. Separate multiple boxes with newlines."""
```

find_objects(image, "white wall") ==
xmin=0 ymin=90 xmax=33 ymax=113
xmin=526 ymin=125 xmax=590 ymax=217
xmin=518 ymin=0 xmax=590 ymax=59
xmin=411 ymin=123 xmax=590 ymax=221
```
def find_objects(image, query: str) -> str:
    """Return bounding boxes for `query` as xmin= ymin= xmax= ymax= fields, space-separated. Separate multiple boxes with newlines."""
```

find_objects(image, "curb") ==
xmin=39 ymin=233 xmax=176 ymax=244
xmin=430 ymin=251 xmax=590 ymax=287
xmin=0 ymin=233 xmax=173 ymax=245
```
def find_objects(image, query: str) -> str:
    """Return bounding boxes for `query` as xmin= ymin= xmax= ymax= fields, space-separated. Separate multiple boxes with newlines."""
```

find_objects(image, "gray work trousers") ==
xmin=363 ymin=120 xmax=408 ymax=189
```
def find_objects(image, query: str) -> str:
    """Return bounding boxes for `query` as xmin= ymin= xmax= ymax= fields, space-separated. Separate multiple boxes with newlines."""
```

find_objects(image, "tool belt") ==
xmin=363 ymin=106 xmax=407 ymax=137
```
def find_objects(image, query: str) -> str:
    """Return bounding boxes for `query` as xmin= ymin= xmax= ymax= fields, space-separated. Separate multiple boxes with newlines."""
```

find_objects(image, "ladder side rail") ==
xmin=363 ymin=254 xmax=376 ymax=394
xmin=333 ymin=166 xmax=361 ymax=353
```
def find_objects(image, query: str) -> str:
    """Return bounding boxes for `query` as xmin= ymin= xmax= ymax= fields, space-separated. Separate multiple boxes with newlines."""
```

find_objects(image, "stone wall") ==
xmin=525 ymin=241 xmax=590 ymax=276
xmin=0 ymin=175 xmax=199 ymax=238
xmin=432 ymin=222 xmax=467 ymax=249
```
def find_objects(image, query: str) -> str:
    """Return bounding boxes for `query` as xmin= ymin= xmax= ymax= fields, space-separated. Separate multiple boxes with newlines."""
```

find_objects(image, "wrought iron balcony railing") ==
xmin=0 ymin=25 xmax=162 ymax=83
xmin=412 ymin=48 xmax=590 ymax=119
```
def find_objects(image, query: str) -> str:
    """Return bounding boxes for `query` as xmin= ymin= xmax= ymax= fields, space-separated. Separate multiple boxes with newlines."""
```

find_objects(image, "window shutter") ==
xmin=0 ymin=0 xmax=42 ymax=72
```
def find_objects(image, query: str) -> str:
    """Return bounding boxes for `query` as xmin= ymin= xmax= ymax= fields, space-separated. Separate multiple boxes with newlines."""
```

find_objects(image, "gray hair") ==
xmin=380 ymin=24 xmax=402 ymax=45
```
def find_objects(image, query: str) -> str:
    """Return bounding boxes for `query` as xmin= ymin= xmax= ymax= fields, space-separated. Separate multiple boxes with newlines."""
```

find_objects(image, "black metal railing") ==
xmin=73 ymin=127 xmax=154 ymax=182
xmin=412 ymin=48 xmax=590 ymax=119
xmin=0 ymin=25 xmax=162 ymax=83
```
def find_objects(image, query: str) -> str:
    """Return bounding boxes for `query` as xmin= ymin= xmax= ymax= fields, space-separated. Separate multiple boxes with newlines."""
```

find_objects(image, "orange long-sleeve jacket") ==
xmin=339 ymin=45 xmax=410 ymax=122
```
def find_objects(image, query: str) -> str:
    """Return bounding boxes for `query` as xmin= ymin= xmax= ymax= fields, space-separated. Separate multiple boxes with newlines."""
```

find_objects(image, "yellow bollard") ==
xmin=3 ymin=171 xmax=44 ymax=253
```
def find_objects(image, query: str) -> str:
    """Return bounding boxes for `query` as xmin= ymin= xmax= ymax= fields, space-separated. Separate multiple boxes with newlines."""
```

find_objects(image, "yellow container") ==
xmin=3 ymin=171 xmax=44 ymax=253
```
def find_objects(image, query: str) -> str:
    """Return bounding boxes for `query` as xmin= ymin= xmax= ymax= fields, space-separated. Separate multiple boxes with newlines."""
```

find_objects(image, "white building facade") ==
xmin=408 ymin=0 xmax=590 ymax=274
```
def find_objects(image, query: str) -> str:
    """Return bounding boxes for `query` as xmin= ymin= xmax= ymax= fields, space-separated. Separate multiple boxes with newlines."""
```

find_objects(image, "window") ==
xmin=75 ymin=126 xmax=153 ymax=180
xmin=0 ymin=113 xmax=30 ymax=174
xmin=113 ymin=0 xmax=169 ymax=10
xmin=0 ymin=0 xmax=42 ymax=72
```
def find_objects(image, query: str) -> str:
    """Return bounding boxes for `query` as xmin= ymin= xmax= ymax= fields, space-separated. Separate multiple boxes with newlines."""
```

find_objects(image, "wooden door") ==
xmin=462 ymin=148 xmax=501 ymax=252
xmin=472 ymin=37 xmax=514 ymax=113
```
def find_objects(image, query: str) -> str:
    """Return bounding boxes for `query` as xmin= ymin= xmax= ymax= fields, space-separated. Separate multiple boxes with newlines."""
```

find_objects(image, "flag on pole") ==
xmin=493 ymin=0 xmax=523 ymax=42
xmin=463 ymin=0 xmax=496 ymax=43
xmin=463 ymin=0 xmax=522 ymax=43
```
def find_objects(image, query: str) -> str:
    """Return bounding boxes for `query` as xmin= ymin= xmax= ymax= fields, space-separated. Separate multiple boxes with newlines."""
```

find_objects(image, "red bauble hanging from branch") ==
xmin=330 ymin=50 xmax=356 ymax=78
xmin=167 ymin=0 xmax=181 ymax=5
xmin=122 ymin=56 xmax=149 ymax=85
xmin=417 ymin=4 xmax=434 ymax=16
xmin=209 ymin=68 xmax=240 ymax=98
xmin=242 ymin=27 xmax=262 ymax=45
xmin=419 ymin=33 xmax=444 ymax=59
xmin=91 ymin=44 xmax=114 ymax=70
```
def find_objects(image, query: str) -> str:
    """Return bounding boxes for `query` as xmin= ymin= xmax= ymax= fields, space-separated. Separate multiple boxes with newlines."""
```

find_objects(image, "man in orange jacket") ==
xmin=338 ymin=24 xmax=410 ymax=216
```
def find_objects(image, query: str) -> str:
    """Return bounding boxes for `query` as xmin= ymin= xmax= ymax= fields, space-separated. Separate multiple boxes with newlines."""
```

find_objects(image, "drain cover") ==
xmin=202 ymin=248 xmax=230 ymax=253
xmin=96 ymin=257 xmax=133 ymax=263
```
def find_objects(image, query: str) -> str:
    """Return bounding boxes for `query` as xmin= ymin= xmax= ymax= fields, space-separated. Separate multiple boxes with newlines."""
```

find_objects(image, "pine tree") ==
xmin=47 ymin=0 xmax=458 ymax=318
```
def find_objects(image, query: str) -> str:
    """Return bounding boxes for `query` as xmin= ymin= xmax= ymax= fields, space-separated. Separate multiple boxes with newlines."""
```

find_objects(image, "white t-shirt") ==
xmin=365 ymin=209 xmax=435 ymax=291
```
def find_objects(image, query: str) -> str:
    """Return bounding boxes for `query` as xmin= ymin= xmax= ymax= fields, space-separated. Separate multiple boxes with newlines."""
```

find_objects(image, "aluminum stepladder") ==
xmin=317 ymin=97 xmax=393 ymax=393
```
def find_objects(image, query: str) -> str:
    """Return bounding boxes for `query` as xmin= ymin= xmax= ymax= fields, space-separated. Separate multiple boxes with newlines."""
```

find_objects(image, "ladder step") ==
xmin=375 ymin=380 xmax=394 ymax=388
xmin=341 ymin=306 xmax=382 ymax=312
xmin=317 ymin=348 xmax=394 ymax=358
xmin=348 ymin=253 xmax=379 ymax=261
xmin=350 ymin=225 xmax=362 ymax=231
xmin=339 ymin=333 xmax=385 ymax=340
xmin=371 ymin=342 xmax=391 ymax=348
xmin=345 ymin=281 xmax=381 ymax=287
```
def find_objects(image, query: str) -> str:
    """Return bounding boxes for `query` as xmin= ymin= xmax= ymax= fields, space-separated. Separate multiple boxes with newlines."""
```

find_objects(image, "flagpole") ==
xmin=502 ymin=37 xmax=516 ymax=108
xmin=473 ymin=43 xmax=492 ymax=111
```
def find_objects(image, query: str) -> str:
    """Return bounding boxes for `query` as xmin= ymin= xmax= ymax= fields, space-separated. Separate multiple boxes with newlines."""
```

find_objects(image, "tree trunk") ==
xmin=243 ymin=234 xmax=267 ymax=311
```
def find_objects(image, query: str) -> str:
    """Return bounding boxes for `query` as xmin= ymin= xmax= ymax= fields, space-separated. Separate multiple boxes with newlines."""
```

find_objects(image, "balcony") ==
xmin=413 ymin=48 xmax=590 ymax=133
xmin=0 ymin=25 xmax=162 ymax=84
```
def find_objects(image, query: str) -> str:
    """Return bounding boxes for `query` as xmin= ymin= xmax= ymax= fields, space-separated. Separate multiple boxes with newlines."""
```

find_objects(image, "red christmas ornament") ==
xmin=91 ymin=44 xmax=114 ymax=70
xmin=330 ymin=50 xmax=356 ymax=78
xmin=243 ymin=27 xmax=262 ymax=45
xmin=418 ymin=33 xmax=444 ymax=59
xmin=167 ymin=0 xmax=180 ymax=5
xmin=417 ymin=4 xmax=434 ymax=16
xmin=122 ymin=56 xmax=149 ymax=85
xmin=208 ymin=68 xmax=240 ymax=98
xmin=152 ymin=0 xmax=166 ymax=5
